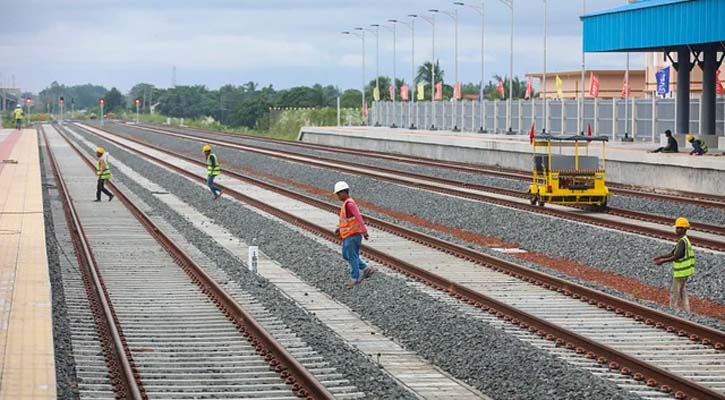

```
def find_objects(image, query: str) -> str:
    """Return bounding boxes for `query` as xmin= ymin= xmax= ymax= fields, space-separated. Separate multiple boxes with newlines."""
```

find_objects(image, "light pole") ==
xmin=543 ymin=0 xmax=548 ymax=133
xmin=382 ymin=22 xmax=398 ymax=127
xmin=419 ymin=12 xmax=436 ymax=129
xmin=455 ymin=1 xmax=485 ymax=132
xmin=405 ymin=15 xmax=418 ymax=129
xmin=100 ymin=98 xmax=105 ymax=127
xmin=367 ymin=25 xmax=381 ymax=126
xmin=135 ymin=98 xmax=141 ymax=124
xmin=431 ymin=8 xmax=460 ymax=130
xmin=59 ymin=97 xmax=65 ymax=126
xmin=25 ymin=97 xmax=31 ymax=127
xmin=342 ymin=30 xmax=367 ymax=124
xmin=580 ymin=0 xmax=586 ymax=135
xmin=498 ymin=0 xmax=514 ymax=132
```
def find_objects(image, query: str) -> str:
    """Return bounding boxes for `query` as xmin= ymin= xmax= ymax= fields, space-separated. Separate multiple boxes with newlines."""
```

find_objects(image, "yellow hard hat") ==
xmin=202 ymin=144 xmax=212 ymax=152
xmin=96 ymin=147 xmax=105 ymax=154
xmin=674 ymin=217 xmax=690 ymax=229
xmin=686 ymin=134 xmax=694 ymax=142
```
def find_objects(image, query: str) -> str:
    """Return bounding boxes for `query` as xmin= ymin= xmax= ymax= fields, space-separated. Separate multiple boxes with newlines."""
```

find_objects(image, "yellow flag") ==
xmin=416 ymin=83 xmax=425 ymax=100
xmin=373 ymin=86 xmax=380 ymax=102
xmin=556 ymin=75 xmax=564 ymax=98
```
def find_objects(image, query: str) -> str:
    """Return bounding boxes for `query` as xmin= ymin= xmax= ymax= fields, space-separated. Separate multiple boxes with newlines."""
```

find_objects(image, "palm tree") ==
xmin=415 ymin=61 xmax=445 ymax=86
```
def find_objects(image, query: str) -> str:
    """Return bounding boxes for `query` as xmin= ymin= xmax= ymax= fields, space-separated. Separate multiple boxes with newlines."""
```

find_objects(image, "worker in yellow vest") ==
xmin=333 ymin=181 xmax=374 ymax=288
xmin=203 ymin=144 xmax=223 ymax=200
xmin=94 ymin=147 xmax=114 ymax=202
xmin=14 ymin=105 xmax=23 ymax=130
xmin=653 ymin=217 xmax=695 ymax=312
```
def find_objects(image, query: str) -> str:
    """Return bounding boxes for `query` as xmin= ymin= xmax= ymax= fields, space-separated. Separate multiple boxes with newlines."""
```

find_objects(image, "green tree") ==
xmin=276 ymin=86 xmax=320 ymax=108
xmin=340 ymin=89 xmax=362 ymax=108
xmin=104 ymin=87 xmax=125 ymax=112
xmin=229 ymin=94 xmax=271 ymax=129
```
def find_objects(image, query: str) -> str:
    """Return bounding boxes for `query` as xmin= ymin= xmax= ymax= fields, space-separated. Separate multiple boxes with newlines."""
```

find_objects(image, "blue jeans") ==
xmin=207 ymin=175 xmax=222 ymax=196
xmin=342 ymin=234 xmax=368 ymax=281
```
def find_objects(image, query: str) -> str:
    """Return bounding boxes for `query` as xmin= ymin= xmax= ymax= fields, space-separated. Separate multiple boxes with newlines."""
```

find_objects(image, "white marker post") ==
xmin=248 ymin=245 xmax=259 ymax=273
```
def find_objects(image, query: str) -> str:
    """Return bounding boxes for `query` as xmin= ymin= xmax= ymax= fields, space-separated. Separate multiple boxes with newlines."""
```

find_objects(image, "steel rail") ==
xmin=40 ymin=126 xmax=145 ymax=399
xmin=74 ymin=123 xmax=725 ymax=400
xmin=115 ymin=124 xmax=725 ymax=251
xmin=137 ymin=122 xmax=725 ymax=209
xmin=54 ymin=124 xmax=335 ymax=400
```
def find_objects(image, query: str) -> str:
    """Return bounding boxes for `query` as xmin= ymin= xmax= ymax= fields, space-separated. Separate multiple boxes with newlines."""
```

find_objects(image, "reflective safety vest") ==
xmin=207 ymin=153 xmax=221 ymax=176
xmin=338 ymin=198 xmax=364 ymax=239
xmin=672 ymin=236 xmax=695 ymax=278
xmin=96 ymin=158 xmax=112 ymax=180
xmin=14 ymin=109 xmax=23 ymax=120
xmin=699 ymin=141 xmax=709 ymax=154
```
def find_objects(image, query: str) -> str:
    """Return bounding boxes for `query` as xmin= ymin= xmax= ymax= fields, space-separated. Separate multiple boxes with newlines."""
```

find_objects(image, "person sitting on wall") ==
xmin=686 ymin=134 xmax=708 ymax=156
xmin=650 ymin=130 xmax=678 ymax=153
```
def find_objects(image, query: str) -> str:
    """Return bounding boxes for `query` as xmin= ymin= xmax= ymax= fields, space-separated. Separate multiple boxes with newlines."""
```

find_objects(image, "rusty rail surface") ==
xmin=121 ymin=124 xmax=725 ymax=251
xmin=136 ymin=122 xmax=725 ymax=210
xmin=41 ymin=125 xmax=145 ymax=399
xmin=75 ymin=122 xmax=725 ymax=400
xmin=54 ymin=124 xmax=335 ymax=400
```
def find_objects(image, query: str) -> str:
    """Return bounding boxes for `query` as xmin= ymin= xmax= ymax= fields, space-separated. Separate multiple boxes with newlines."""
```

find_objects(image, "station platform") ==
xmin=298 ymin=127 xmax=725 ymax=196
xmin=0 ymin=129 xmax=56 ymax=398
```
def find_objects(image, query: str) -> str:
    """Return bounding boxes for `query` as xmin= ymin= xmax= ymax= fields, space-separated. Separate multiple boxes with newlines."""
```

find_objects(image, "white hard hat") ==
xmin=15 ymin=104 xmax=21 ymax=108
xmin=333 ymin=181 xmax=350 ymax=194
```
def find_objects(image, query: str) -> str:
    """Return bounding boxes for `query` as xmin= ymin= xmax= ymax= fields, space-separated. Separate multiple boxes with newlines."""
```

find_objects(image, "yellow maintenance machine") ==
xmin=529 ymin=135 xmax=609 ymax=210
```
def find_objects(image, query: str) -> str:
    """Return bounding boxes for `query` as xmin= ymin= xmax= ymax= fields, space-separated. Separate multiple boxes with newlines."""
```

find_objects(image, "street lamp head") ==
xmin=408 ymin=14 xmax=418 ymax=17
xmin=453 ymin=1 xmax=465 ymax=5
xmin=354 ymin=27 xmax=364 ymax=31
xmin=370 ymin=24 xmax=380 ymax=27
xmin=388 ymin=19 xmax=398 ymax=23
xmin=341 ymin=31 xmax=351 ymax=34
xmin=428 ymin=9 xmax=439 ymax=12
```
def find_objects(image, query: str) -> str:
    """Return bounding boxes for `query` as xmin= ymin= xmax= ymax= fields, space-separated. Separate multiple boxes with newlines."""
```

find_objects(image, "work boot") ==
xmin=108 ymin=194 xmax=114 ymax=202
xmin=362 ymin=267 xmax=375 ymax=280
xmin=93 ymin=199 xmax=101 ymax=202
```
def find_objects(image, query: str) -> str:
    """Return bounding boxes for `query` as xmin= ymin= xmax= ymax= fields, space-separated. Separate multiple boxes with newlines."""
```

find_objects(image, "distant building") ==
xmin=525 ymin=70 xmax=646 ymax=99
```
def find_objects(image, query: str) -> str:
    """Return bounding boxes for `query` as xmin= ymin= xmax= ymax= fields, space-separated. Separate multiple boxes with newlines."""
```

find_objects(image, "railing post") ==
xmin=493 ymin=100 xmax=498 ymax=133
xmin=561 ymin=99 xmax=566 ymax=135
xmin=612 ymin=97 xmax=617 ymax=140
xmin=651 ymin=94 xmax=657 ymax=143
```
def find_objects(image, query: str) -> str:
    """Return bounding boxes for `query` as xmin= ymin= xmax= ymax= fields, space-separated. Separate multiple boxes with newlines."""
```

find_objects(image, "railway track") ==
xmin=68 ymin=122 xmax=725 ymax=400
xmin=98 ymin=123 xmax=725 ymax=252
xmin=42 ymin=124 xmax=350 ymax=400
xmin=137 ymin=122 xmax=725 ymax=210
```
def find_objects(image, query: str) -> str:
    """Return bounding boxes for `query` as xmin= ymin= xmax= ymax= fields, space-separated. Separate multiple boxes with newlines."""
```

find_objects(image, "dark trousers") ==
xmin=96 ymin=179 xmax=112 ymax=200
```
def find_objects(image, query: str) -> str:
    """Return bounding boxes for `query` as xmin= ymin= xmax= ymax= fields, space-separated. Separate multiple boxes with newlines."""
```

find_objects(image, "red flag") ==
xmin=400 ymin=84 xmax=409 ymax=101
xmin=453 ymin=81 xmax=462 ymax=100
xmin=621 ymin=72 xmax=631 ymax=98
xmin=524 ymin=77 xmax=533 ymax=100
xmin=363 ymin=102 xmax=368 ymax=118
xmin=529 ymin=122 xmax=536 ymax=144
xmin=589 ymin=72 xmax=600 ymax=98
xmin=496 ymin=80 xmax=505 ymax=98
xmin=434 ymin=82 xmax=443 ymax=100
xmin=587 ymin=124 xmax=592 ymax=136
xmin=716 ymin=70 xmax=723 ymax=96
xmin=389 ymin=84 xmax=395 ymax=100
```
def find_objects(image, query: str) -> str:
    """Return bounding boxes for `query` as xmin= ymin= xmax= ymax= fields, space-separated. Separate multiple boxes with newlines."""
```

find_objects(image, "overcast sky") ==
xmin=0 ymin=0 xmax=638 ymax=93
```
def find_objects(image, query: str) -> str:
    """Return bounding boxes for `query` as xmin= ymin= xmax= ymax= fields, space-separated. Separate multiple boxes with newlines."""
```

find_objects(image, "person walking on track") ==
xmin=653 ymin=217 xmax=695 ymax=312
xmin=203 ymin=144 xmax=223 ymax=200
xmin=14 ymin=105 xmax=23 ymax=130
xmin=333 ymin=181 xmax=374 ymax=288
xmin=94 ymin=147 xmax=114 ymax=202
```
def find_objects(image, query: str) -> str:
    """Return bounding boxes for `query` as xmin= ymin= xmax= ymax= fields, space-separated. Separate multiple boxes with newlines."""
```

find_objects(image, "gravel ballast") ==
xmin=100 ymin=122 xmax=725 ymax=306
xmin=147 ymin=123 xmax=725 ymax=226
xmin=69 ymin=124 xmax=643 ymax=400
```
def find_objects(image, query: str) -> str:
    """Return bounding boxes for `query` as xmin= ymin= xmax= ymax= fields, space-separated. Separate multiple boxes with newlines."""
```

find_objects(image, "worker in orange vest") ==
xmin=333 ymin=181 xmax=374 ymax=288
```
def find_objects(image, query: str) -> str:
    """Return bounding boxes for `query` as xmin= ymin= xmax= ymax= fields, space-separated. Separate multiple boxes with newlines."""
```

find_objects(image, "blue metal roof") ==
xmin=582 ymin=0 xmax=725 ymax=52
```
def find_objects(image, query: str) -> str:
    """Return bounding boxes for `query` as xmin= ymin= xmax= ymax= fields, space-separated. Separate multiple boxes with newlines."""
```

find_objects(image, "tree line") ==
xmin=36 ymin=62 xmax=532 ymax=130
